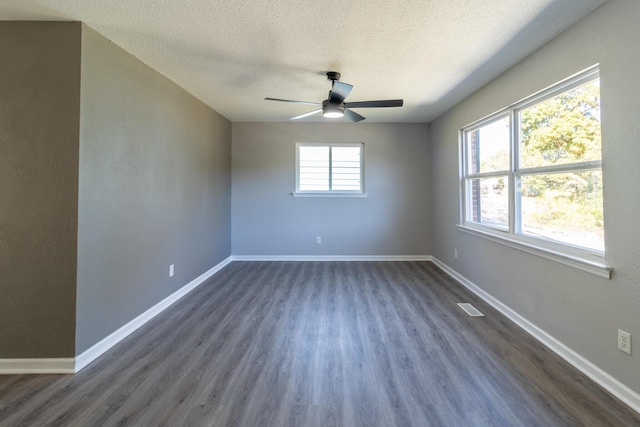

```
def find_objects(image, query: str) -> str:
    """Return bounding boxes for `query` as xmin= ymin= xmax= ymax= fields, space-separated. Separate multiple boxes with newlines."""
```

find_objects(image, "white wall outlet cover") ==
xmin=169 ymin=264 xmax=174 ymax=277
xmin=618 ymin=329 xmax=631 ymax=355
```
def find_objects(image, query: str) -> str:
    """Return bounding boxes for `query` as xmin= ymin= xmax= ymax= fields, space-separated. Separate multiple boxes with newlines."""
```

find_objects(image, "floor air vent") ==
xmin=457 ymin=303 xmax=484 ymax=317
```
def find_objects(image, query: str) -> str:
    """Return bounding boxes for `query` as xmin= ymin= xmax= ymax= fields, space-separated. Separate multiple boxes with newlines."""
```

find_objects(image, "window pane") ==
xmin=331 ymin=146 xmax=361 ymax=191
xmin=468 ymin=176 xmax=509 ymax=228
xmin=519 ymin=170 xmax=603 ymax=251
xmin=466 ymin=116 xmax=510 ymax=174
xmin=299 ymin=146 xmax=329 ymax=191
xmin=519 ymin=79 xmax=601 ymax=169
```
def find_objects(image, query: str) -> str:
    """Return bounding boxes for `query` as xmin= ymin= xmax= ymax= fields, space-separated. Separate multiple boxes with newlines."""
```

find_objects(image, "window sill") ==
xmin=291 ymin=192 xmax=368 ymax=198
xmin=457 ymin=224 xmax=612 ymax=279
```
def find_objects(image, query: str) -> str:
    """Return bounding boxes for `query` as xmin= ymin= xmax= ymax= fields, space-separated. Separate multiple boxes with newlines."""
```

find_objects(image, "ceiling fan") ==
xmin=265 ymin=71 xmax=403 ymax=122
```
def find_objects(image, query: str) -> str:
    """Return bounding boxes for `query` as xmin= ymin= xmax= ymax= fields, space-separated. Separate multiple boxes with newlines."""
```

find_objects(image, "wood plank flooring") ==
xmin=1 ymin=261 xmax=639 ymax=426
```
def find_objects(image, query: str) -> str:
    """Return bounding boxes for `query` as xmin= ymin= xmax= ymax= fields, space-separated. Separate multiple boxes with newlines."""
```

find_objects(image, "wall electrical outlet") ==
xmin=618 ymin=329 xmax=631 ymax=355
xmin=316 ymin=237 xmax=322 ymax=245
xmin=169 ymin=264 xmax=174 ymax=277
xmin=454 ymin=249 xmax=458 ymax=258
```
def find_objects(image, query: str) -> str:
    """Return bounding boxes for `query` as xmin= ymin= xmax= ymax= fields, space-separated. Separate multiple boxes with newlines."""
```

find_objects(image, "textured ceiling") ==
xmin=0 ymin=0 xmax=606 ymax=122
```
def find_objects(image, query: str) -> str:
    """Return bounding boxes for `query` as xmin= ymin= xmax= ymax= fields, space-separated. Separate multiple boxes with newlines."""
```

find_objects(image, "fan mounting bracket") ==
xmin=326 ymin=71 xmax=341 ymax=82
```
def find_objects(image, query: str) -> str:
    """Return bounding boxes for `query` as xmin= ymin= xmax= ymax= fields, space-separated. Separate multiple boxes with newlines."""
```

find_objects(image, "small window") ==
xmin=460 ymin=66 xmax=607 ymax=275
xmin=295 ymin=143 xmax=365 ymax=196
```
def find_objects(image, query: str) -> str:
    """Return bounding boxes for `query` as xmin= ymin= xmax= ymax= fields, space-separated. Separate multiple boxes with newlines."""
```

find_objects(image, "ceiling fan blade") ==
xmin=290 ymin=109 xmax=322 ymax=120
xmin=329 ymin=82 xmax=353 ymax=104
xmin=344 ymin=99 xmax=404 ymax=108
xmin=265 ymin=97 xmax=321 ymax=106
xmin=344 ymin=109 xmax=366 ymax=122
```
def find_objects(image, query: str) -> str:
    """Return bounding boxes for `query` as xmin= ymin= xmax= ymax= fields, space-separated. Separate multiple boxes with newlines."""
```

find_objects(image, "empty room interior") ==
xmin=2 ymin=0 xmax=640 ymax=425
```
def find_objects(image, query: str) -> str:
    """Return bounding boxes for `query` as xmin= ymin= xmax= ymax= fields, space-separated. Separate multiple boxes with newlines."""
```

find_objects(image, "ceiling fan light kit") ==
xmin=265 ymin=71 xmax=403 ymax=122
xmin=322 ymin=99 xmax=344 ymax=118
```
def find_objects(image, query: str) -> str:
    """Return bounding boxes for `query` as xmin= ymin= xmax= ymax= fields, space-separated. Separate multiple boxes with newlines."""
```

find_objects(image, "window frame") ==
xmin=293 ymin=142 xmax=367 ymax=198
xmin=458 ymin=66 xmax=611 ymax=278
xmin=462 ymin=113 xmax=512 ymax=230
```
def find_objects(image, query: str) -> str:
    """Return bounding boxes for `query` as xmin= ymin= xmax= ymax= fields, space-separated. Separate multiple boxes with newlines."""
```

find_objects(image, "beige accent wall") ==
xmin=0 ymin=22 xmax=81 ymax=357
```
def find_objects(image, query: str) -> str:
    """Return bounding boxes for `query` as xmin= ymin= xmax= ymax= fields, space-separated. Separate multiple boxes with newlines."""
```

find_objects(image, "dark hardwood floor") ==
xmin=1 ymin=261 xmax=639 ymax=426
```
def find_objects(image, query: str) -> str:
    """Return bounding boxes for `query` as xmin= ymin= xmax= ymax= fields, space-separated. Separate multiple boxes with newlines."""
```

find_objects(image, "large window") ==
xmin=461 ymin=67 xmax=607 ymax=273
xmin=295 ymin=143 xmax=365 ymax=195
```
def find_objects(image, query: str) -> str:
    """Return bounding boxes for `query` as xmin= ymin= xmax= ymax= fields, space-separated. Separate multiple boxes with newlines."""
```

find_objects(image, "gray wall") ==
xmin=232 ymin=123 xmax=430 ymax=256
xmin=0 ymin=22 xmax=81 ymax=358
xmin=430 ymin=0 xmax=640 ymax=394
xmin=76 ymin=26 xmax=232 ymax=354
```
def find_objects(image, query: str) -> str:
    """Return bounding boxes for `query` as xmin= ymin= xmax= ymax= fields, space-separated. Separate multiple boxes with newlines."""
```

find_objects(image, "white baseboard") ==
xmin=231 ymin=255 xmax=432 ymax=262
xmin=1 ymin=257 xmax=232 ymax=375
xmin=74 ymin=256 xmax=233 ymax=373
xmin=0 ymin=358 xmax=75 ymax=375
xmin=430 ymin=256 xmax=640 ymax=415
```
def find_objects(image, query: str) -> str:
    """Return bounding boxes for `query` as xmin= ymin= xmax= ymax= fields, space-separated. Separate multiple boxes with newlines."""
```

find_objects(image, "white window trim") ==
xmin=458 ymin=65 xmax=611 ymax=278
xmin=291 ymin=192 xmax=368 ymax=198
xmin=457 ymin=224 xmax=611 ymax=279
xmin=293 ymin=142 xmax=367 ymax=197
